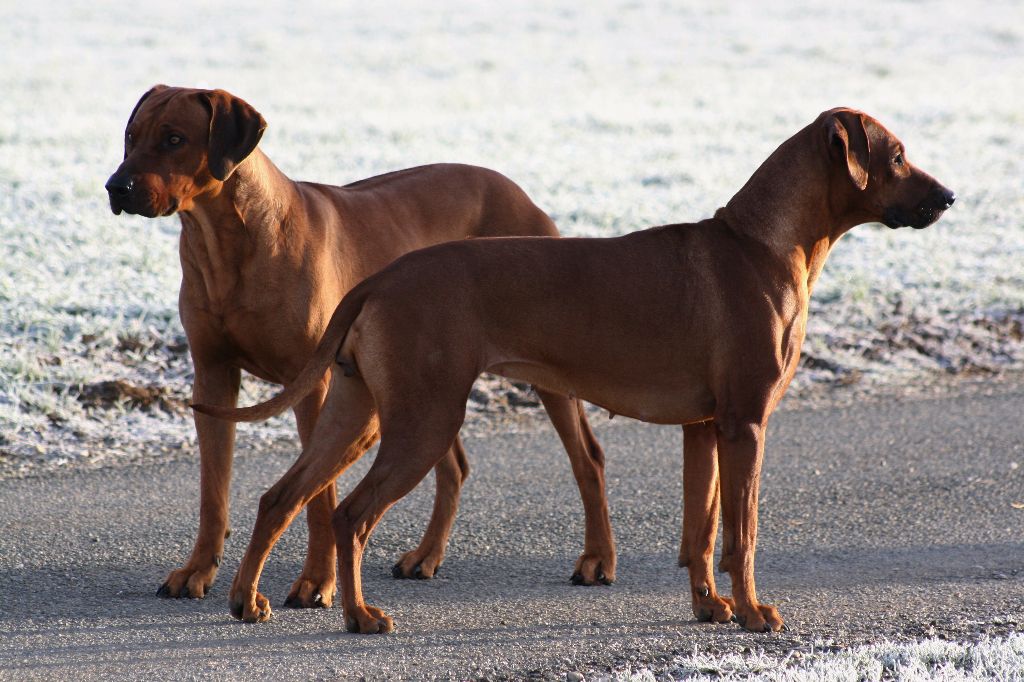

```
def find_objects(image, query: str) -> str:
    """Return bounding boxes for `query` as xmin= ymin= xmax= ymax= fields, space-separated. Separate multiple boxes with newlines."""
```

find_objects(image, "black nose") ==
xmin=105 ymin=176 xmax=134 ymax=197
xmin=931 ymin=185 xmax=956 ymax=209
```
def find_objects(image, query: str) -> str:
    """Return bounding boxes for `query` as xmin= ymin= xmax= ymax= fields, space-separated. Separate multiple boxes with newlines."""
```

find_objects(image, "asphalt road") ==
xmin=1 ymin=388 xmax=1022 ymax=680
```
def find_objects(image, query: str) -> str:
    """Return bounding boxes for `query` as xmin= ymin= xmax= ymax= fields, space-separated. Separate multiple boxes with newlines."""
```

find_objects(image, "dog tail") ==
xmin=190 ymin=284 xmax=371 ymax=423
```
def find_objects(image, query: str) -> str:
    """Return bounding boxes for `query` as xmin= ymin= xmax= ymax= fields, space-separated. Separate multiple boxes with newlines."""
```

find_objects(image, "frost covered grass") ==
xmin=1 ymin=1 xmax=1023 ymax=474
xmin=606 ymin=634 xmax=1024 ymax=681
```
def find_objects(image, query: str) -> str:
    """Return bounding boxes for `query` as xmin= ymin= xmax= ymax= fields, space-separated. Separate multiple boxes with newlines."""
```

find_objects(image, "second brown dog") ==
xmin=197 ymin=107 xmax=954 ymax=633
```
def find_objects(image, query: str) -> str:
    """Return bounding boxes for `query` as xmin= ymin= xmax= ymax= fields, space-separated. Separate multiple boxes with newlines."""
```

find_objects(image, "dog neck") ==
xmin=715 ymin=129 xmax=853 ymax=295
xmin=178 ymin=148 xmax=298 ymax=309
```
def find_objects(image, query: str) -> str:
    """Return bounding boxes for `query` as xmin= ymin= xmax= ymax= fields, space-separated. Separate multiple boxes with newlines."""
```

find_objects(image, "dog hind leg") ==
xmin=335 ymin=407 xmax=466 ymax=634
xmin=391 ymin=437 xmax=470 ymax=579
xmin=536 ymin=389 xmax=616 ymax=585
xmin=227 ymin=376 xmax=378 ymax=623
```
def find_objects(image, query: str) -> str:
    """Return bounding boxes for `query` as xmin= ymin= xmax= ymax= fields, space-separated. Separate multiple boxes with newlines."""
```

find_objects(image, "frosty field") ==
xmin=1 ymin=0 xmax=1023 ymax=477
xmin=614 ymin=634 xmax=1024 ymax=681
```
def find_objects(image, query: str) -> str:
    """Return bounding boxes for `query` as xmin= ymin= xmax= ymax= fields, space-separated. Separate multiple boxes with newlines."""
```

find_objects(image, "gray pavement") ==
xmin=0 ymin=388 xmax=1022 ymax=679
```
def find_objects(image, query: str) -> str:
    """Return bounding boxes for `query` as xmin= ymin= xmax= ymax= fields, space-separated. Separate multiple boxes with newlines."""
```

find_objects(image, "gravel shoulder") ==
xmin=1 ymin=382 xmax=1022 ymax=680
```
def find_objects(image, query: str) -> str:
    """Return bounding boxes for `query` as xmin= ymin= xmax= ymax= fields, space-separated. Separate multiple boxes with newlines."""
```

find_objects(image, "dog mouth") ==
xmin=108 ymin=197 xmax=178 ymax=218
xmin=108 ymin=196 xmax=136 ymax=216
xmin=882 ymin=205 xmax=948 ymax=230
xmin=883 ymin=186 xmax=955 ymax=230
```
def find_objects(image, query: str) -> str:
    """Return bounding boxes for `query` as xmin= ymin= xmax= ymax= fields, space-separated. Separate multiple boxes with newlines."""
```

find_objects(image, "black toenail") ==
xmin=570 ymin=572 xmax=585 ymax=585
xmin=156 ymin=582 xmax=171 ymax=598
xmin=391 ymin=563 xmax=405 ymax=579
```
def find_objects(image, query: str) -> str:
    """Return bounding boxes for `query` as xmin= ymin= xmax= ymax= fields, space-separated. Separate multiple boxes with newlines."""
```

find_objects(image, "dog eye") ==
xmin=125 ymin=132 xmax=133 ymax=146
xmin=166 ymin=134 xmax=184 ymax=148
xmin=893 ymin=152 xmax=904 ymax=166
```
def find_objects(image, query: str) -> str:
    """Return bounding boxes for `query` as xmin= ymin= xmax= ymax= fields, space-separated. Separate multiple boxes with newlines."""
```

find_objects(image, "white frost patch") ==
xmin=1 ymin=1 xmax=1023 ymax=474
xmin=602 ymin=634 xmax=1024 ymax=681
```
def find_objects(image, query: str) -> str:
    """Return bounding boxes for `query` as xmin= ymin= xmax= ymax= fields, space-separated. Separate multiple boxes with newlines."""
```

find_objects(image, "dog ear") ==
xmin=826 ymin=110 xmax=870 ymax=190
xmin=124 ymin=84 xmax=168 ymax=159
xmin=201 ymin=90 xmax=267 ymax=181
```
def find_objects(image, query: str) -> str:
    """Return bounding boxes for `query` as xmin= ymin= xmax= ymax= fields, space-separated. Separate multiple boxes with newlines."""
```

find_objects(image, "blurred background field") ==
xmin=1 ymin=1 xmax=1023 ymax=475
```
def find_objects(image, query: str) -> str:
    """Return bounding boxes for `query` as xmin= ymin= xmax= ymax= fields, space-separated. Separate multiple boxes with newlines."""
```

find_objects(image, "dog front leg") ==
xmin=679 ymin=420 xmax=733 ymax=623
xmin=284 ymin=380 xmax=339 ymax=609
xmin=715 ymin=418 xmax=784 ymax=632
xmin=158 ymin=361 xmax=240 ymax=599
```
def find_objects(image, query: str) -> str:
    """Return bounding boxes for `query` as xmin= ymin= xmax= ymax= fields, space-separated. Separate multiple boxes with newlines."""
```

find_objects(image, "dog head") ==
xmin=823 ymin=108 xmax=954 ymax=230
xmin=105 ymin=85 xmax=267 ymax=217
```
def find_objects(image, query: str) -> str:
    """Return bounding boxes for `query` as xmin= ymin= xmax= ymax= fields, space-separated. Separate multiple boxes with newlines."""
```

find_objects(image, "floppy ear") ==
xmin=124 ymin=84 xmax=168 ymax=159
xmin=201 ymin=90 xmax=267 ymax=181
xmin=826 ymin=110 xmax=870 ymax=190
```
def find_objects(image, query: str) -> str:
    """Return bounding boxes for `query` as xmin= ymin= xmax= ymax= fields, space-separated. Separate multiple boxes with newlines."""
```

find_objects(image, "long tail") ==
xmin=190 ymin=284 xmax=372 ymax=423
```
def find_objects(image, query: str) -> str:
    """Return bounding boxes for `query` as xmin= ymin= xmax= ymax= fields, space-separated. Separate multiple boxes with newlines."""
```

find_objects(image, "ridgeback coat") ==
xmin=196 ymin=108 xmax=954 ymax=633
xmin=105 ymin=85 xmax=613 ymax=608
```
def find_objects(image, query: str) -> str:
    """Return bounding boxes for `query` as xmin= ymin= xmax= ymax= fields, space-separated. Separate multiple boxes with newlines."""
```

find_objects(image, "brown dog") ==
xmin=105 ymin=85 xmax=614 ymax=608
xmin=195 ymin=107 xmax=954 ymax=633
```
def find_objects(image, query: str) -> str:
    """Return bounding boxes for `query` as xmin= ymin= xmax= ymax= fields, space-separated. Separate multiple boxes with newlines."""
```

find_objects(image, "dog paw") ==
xmin=344 ymin=605 xmax=394 ymax=634
xmin=732 ymin=602 xmax=784 ymax=633
xmin=570 ymin=552 xmax=616 ymax=586
xmin=692 ymin=589 xmax=735 ymax=624
xmin=228 ymin=589 xmax=272 ymax=623
xmin=157 ymin=561 xmax=220 ymax=599
xmin=283 ymin=575 xmax=335 ymax=609
xmin=391 ymin=548 xmax=442 ymax=580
